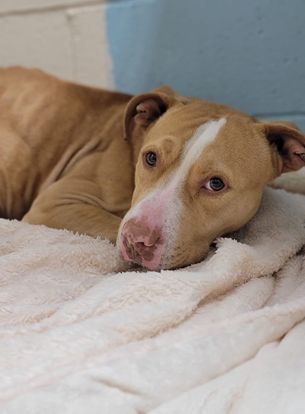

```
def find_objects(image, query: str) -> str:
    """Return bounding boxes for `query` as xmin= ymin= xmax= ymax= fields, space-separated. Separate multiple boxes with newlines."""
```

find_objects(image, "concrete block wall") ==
xmin=1 ymin=0 xmax=305 ymax=130
xmin=0 ymin=0 xmax=113 ymax=88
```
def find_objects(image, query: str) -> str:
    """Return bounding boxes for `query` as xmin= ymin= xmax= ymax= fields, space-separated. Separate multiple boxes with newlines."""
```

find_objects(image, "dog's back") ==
xmin=0 ymin=67 xmax=133 ymax=220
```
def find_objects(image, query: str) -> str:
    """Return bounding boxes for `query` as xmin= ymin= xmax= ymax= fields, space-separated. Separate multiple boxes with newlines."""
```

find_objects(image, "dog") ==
xmin=0 ymin=67 xmax=304 ymax=270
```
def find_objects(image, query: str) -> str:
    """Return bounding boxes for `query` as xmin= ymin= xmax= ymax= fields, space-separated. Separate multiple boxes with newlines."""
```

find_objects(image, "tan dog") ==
xmin=1 ymin=67 xmax=304 ymax=270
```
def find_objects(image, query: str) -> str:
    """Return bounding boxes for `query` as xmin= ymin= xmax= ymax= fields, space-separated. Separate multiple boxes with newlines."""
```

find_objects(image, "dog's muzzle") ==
xmin=119 ymin=218 xmax=164 ymax=270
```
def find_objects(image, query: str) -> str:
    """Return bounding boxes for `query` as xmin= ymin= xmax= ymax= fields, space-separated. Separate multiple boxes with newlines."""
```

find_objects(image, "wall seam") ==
xmin=0 ymin=0 xmax=106 ymax=17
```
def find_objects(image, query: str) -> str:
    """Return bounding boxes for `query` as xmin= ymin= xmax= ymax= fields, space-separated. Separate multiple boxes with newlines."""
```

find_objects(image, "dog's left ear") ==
xmin=123 ymin=86 xmax=185 ymax=141
xmin=261 ymin=121 xmax=305 ymax=173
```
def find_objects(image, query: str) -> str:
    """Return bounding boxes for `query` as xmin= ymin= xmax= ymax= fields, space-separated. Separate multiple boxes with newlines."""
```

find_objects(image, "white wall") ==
xmin=0 ymin=0 xmax=113 ymax=88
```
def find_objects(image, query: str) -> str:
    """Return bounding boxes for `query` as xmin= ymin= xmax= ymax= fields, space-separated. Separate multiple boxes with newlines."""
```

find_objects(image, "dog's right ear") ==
xmin=123 ymin=86 xmax=182 ymax=141
xmin=124 ymin=94 xmax=167 ymax=140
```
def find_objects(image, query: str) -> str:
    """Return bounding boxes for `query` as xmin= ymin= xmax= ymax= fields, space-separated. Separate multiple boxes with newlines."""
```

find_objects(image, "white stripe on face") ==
xmin=159 ymin=118 xmax=227 ymax=261
xmin=118 ymin=118 xmax=227 ymax=266
xmin=177 ymin=118 xmax=227 ymax=186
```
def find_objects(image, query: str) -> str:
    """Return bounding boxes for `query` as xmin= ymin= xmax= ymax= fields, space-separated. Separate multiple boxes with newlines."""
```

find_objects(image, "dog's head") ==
xmin=117 ymin=87 xmax=305 ymax=270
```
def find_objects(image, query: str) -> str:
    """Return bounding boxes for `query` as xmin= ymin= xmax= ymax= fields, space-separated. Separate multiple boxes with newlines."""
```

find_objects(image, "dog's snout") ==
xmin=119 ymin=219 xmax=163 ymax=269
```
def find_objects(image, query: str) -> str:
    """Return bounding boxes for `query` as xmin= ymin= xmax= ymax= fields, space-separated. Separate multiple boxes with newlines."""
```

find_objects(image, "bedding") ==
xmin=0 ymin=172 xmax=305 ymax=413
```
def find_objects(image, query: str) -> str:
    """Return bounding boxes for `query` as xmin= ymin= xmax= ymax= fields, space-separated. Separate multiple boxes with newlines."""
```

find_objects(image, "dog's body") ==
xmin=1 ymin=67 xmax=305 ymax=270
xmin=0 ymin=67 xmax=134 ymax=242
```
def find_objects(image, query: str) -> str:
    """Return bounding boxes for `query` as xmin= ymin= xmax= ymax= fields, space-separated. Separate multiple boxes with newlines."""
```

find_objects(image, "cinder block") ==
xmin=66 ymin=5 xmax=113 ymax=88
xmin=0 ymin=11 xmax=74 ymax=81
xmin=0 ymin=0 xmax=105 ymax=15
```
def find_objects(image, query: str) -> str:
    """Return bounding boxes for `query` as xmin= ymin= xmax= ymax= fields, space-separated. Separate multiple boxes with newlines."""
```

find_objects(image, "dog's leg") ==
xmin=24 ymin=203 xmax=121 ymax=243
xmin=22 ymin=178 xmax=124 ymax=243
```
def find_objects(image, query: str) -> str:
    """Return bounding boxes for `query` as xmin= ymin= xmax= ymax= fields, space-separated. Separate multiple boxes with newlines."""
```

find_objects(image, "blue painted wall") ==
xmin=106 ymin=0 xmax=305 ymax=130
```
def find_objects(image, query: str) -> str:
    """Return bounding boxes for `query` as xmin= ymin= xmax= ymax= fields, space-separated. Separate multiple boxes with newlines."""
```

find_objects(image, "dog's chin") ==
xmin=158 ymin=247 xmax=212 ymax=270
xmin=123 ymin=252 xmax=210 ymax=271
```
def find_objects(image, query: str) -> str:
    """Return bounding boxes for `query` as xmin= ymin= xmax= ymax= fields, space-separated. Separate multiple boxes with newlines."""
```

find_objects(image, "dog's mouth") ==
xmin=119 ymin=237 xmax=214 ymax=271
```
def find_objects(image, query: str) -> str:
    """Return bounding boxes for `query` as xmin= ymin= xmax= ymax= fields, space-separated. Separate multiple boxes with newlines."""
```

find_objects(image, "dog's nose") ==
xmin=119 ymin=219 xmax=163 ymax=269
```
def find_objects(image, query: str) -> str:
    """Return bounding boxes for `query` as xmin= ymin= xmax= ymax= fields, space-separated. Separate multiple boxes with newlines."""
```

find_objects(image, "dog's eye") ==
xmin=144 ymin=151 xmax=157 ymax=167
xmin=203 ymin=177 xmax=225 ymax=192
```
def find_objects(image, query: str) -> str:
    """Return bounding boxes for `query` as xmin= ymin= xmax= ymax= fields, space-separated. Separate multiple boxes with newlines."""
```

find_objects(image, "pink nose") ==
xmin=119 ymin=219 xmax=163 ymax=270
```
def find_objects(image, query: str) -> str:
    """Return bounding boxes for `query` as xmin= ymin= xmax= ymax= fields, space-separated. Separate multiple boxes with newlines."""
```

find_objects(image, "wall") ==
xmin=0 ymin=0 xmax=113 ymax=87
xmin=1 ymin=0 xmax=305 ymax=130
xmin=106 ymin=0 xmax=305 ymax=130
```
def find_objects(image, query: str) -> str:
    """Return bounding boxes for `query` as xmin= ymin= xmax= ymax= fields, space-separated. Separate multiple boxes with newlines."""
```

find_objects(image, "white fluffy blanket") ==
xmin=1 ymin=184 xmax=305 ymax=413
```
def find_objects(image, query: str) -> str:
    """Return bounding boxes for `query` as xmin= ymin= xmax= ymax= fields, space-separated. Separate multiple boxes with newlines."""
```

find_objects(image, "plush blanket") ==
xmin=0 ymin=181 xmax=305 ymax=413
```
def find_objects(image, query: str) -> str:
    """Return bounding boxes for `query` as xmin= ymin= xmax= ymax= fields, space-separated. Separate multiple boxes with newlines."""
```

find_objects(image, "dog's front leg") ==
xmin=22 ymin=178 xmax=123 ymax=243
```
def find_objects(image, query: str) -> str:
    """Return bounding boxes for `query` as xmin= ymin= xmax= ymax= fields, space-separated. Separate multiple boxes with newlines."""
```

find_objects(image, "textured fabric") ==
xmin=272 ymin=166 xmax=305 ymax=195
xmin=0 ymin=187 xmax=305 ymax=413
